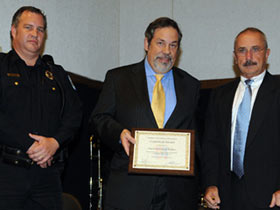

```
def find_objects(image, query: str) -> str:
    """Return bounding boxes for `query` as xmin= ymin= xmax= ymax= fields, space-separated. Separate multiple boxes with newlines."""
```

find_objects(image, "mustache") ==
xmin=156 ymin=54 xmax=172 ymax=61
xmin=243 ymin=60 xmax=257 ymax=67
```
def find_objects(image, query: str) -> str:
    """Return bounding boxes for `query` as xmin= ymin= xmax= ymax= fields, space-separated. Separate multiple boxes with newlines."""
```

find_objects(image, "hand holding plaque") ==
xmin=128 ymin=128 xmax=195 ymax=176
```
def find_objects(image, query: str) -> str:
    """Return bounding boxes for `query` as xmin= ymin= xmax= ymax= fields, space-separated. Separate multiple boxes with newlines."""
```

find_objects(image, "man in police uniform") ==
xmin=0 ymin=6 xmax=82 ymax=210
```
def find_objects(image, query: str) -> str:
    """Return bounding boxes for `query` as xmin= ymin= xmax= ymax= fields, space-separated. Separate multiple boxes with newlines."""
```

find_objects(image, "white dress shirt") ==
xmin=230 ymin=70 xmax=266 ymax=170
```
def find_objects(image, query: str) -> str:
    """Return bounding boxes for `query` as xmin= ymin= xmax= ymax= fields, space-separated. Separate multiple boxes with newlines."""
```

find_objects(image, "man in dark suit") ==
xmin=90 ymin=17 xmax=200 ymax=210
xmin=202 ymin=27 xmax=280 ymax=210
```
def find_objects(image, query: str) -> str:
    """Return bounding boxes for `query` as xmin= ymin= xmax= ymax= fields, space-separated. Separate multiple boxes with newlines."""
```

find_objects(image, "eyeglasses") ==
xmin=235 ymin=46 xmax=266 ymax=56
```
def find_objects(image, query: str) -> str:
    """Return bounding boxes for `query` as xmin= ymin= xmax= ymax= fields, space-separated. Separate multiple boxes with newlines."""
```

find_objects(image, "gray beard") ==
xmin=153 ymin=59 xmax=173 ymax=73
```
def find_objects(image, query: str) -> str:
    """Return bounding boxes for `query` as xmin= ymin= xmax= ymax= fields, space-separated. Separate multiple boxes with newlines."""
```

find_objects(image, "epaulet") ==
xmin=0 ymin=53 xmax=6 ymax=73
xmin=0 ymin=53 xmax=5 ymax=61
xmin=44 ymin=61 xmax=65 ymax=73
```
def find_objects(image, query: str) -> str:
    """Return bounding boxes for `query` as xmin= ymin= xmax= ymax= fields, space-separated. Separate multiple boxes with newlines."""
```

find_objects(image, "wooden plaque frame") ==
xmin=128 ymin=128 xmax=195 ymax=176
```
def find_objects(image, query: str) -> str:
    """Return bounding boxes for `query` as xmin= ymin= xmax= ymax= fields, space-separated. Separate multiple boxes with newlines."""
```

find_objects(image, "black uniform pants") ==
xmin=0 ymin=161 xmax=63 ymax=210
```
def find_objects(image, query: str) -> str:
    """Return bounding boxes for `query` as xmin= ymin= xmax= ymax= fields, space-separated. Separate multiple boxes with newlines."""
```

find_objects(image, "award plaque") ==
xmin=128 ymin=128 xmax=195 ymax=176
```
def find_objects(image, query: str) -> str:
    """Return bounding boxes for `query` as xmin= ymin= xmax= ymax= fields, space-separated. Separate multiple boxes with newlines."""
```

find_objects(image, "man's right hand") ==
xmin=204 ymin=186 xmax=221 ymax=209
xmin=27 ymin=133 xmax=59 ymax=166
xmin=120 ymin=129 xmax=136 ymax=156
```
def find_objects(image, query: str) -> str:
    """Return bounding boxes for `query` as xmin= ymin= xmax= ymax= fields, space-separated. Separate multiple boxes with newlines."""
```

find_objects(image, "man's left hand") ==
xmin=26 ymin=133 xmax=59 ymax=166
xmin=269 ymin=190 xmax=280 ymax=208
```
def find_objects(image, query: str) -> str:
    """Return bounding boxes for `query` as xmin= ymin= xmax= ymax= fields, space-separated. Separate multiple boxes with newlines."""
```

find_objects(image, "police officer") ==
xmin=0 ymin=6 xmax=82 ymax=210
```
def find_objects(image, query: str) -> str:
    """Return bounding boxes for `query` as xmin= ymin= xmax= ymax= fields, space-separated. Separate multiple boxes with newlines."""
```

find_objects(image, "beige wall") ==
xmin=1 ymin=0 xmax=279 ymax=81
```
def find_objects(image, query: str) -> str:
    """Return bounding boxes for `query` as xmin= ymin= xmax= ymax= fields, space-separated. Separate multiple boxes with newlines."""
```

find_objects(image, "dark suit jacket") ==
xmin=90 ymin=60 xmax=200 ymax=210
xmin=202 ymin=72 xmax=280 ymax=209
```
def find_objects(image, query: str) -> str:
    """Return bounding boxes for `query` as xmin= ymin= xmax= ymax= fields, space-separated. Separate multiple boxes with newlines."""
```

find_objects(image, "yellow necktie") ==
xmin=151 ymin=74 xmax=165 ymax=128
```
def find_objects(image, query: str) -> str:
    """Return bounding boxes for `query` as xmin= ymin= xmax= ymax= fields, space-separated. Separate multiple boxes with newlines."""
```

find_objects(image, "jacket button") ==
xmin=14 ymin=81 xmax=19 ymax=86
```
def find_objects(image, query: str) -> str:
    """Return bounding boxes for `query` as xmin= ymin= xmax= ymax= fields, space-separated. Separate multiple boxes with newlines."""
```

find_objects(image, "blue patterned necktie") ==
xmin=233 ymin=79 xmax=253 ymax=178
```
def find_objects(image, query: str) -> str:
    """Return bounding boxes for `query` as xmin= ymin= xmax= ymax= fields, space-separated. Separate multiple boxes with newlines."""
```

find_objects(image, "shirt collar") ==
xmin=10 ymin=49 xmax=43 ymax=67
xmin=240 ymin=70 xmax=266 ymax=87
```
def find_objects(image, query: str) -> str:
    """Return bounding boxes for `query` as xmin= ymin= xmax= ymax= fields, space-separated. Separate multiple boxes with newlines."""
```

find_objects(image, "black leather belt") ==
xmin=0 ymin=145 xmax=67 ymax=169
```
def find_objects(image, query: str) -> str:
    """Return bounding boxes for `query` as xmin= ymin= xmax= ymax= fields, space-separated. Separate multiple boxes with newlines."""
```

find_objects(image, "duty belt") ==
xmin=0 ymin=144 xmax=67 ymax=169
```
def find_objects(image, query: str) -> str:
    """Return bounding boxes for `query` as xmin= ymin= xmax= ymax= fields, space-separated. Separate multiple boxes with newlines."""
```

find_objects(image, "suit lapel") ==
xmin=222 ymin=79 xmax=240 ymax=150
xmin=246 ymin=72 xmax=277 ymax=147
xmin=164 ymin=69 xmax=189 ymax=128
xmin=130 ymin=61 xmax=158 ymax=127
